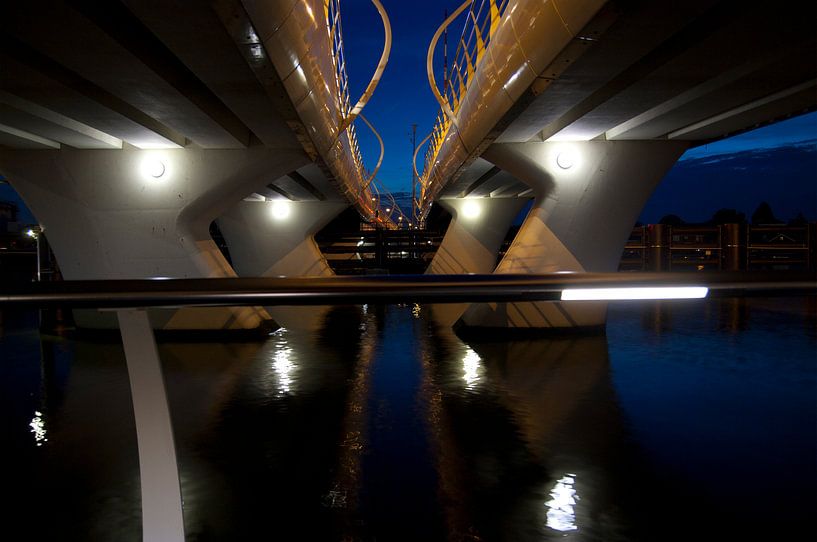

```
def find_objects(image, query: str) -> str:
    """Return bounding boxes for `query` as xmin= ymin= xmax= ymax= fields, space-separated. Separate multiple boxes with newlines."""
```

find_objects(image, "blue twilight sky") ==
xmin=337 ymin=0 xmax=816 ymax=221
xmin=338 ymin=0 xmax=464 ymax=193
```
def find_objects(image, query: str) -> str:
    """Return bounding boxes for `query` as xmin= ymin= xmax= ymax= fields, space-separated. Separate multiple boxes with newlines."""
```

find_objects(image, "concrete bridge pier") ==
xmin=426 ymin=196 xmax=528 ymax=326
xmin=217 ymin=199 xmax=348 ymax=331
xmin=0 ymin=147 xmax=309 ymax=332
xmin=457 ymin=140 xmax=689 ymax=333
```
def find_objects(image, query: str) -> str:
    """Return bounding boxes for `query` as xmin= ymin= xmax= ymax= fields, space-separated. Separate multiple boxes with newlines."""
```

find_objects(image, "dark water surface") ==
xmin=1 ymin=298 xmax=815 ymax=541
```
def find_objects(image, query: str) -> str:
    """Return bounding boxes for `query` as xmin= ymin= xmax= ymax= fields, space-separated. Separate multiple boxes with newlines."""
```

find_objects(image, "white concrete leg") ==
xmin=117 ymin=309 xmax=184 ymax=542
xmin=426 ymin=197 xmax=528 ymax=326
xmin=217 ymin=199 xmax=347 ymax=330
xmin=459 ymin=140 xmax=689 ymax=331
xmin=427 ymin=197 xmax=528 ymax=275
xmin=0 ymin=147 xmax=308 ymax=331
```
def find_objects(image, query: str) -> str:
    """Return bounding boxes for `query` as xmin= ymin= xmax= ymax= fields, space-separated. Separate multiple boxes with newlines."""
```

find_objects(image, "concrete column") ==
xmin=426 ymin=196 xmax=528 ymax=326
xmin=646 ymin=224 xmax=670 ymax=271
xmin=217 ymin=199 xmax=347 ymax=330
xmin=722 ymin=223 xmax=743 ymax=271
xmin=427 ymin=197 xmax=528 ymax=275
xmin=117 ymin=309 xmax=184 ymax=542
xmin=0 ymin=147 xmax=309 ymax=331
xmin=458 ymin=140 xmax=689 ymax=332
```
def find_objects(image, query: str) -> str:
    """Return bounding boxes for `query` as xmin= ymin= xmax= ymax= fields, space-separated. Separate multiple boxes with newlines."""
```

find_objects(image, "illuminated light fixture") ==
xmin=270 ymin=200 xmax=291 ymax=220
xmin=249 ymin=43 xmax=264 ymax=61
xmin=386 ymin=208 xmax=391 ymax=213
xmin=556 ymin=149 xmax=576 ymax=170
xmin=462 ymin=199 xmax=481 ymax=219
xmin=25 ymin=229 xmax=37 ymax=238
xmin=561 ymin=286 xmax=709 ymax=301
xmin=142 ymin=157 xmax=166 ymax=179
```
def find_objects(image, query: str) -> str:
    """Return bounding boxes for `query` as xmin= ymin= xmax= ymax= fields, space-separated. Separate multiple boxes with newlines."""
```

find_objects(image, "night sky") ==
xmin=339 ymin=1 xmax=816 ymax=222
xmin=1 ymin=1 xmax=815 ymax=225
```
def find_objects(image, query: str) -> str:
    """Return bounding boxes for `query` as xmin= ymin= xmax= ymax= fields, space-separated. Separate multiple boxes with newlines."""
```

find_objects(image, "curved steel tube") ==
xmin=426 ymin=0 xmax=472 ymax=128
xmin=339 ymin=0 xmax=392 ymax=133
xmin=358 ymin=113 xmax=384 ymax=187
xmin=412 ymin=132 xmax=433 ymax=185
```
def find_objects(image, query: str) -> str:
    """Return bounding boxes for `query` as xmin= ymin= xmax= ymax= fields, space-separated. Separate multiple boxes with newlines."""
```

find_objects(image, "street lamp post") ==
xmin=25 ymin=226 xmax=41 ymax=281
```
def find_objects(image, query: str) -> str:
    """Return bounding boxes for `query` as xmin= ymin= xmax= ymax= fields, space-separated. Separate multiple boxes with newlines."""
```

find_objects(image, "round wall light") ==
xmin=556 ymin=149 xmax=576 ymax=170
xmin=462 ymin=199 xmax=481 ymax=219
xmin=271 ymin=200 xmax=291 ymax=220
xmin=142 ymin=157 xmax=166 ymax=179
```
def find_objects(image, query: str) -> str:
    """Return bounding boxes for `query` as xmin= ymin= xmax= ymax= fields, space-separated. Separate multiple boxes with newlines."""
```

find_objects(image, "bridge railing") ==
xmin=617 ymin=223 xmax=816 ymax=272
xmin=326 ymin=0 xmax=402 ymax=228
xmin=242 ymin=1 xmax=401 ymax=227
xmin=415 ymin=0 xmax=608 ymax=221
xmin=416 ymin=0 xmax=509 ymax=221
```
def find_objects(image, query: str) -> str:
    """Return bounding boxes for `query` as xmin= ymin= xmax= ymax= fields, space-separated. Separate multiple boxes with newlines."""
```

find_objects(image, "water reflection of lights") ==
xmin=273 ymin=345 xmax=295 ymax=394
xmin=411 ymin=304 xmax=421 ymax=318
xmin=29 ymin=411 xmax=47 ymax=446
xmin=462 ymin=348 xmax=483 ymax=389
xmin=545 ymin=474 xmax=579 ymax=532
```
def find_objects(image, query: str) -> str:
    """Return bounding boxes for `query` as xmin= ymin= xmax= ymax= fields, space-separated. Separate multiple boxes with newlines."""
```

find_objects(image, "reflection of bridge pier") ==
xmin=418 ymin=323 xmax=657 ymax=540
xmin=0 ymin=1 xmax=400 ymax=538
xmin=165 ymin=305 xmax=367 ymax=539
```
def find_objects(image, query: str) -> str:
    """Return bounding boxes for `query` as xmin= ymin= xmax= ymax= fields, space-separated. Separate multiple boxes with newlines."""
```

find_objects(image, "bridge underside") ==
xmin=0 ymin=1 xmax=375 ymax=332
xmin=424 ymin=0 xmax=815 ymax=332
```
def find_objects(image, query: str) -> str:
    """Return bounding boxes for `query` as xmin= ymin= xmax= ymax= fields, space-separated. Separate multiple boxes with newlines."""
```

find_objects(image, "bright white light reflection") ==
xmin=545 ymin=474 xmax=579 ymax=532
xmin=272 ymin=345 xmax=294 ymax=394
xmin=462 ymin=348 xmax=482 ymax=389
xmin=561 ymin=286 xmax=708 ymax=301
xmin=249 ymin=43 xmax=264 ymax=61
xmin=30 ymin=411 xmax=47 ymax=446
xmin=271 ymin=200 xmax=291 ymax=220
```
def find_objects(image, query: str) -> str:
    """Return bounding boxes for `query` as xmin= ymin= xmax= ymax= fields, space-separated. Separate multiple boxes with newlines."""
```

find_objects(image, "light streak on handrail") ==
xmin=2 ymin=272 xmax=813 ymax=308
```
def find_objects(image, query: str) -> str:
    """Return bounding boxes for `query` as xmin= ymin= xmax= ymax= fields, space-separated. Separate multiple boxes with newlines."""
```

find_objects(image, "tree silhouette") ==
xmin=709 ymin=208 xmax=746 ymax=225
xmin=751 ymin=201 xmax=782 ymax=225
xmin=789 ymin=212 xmax=808 ymax=225
xmin=658 ymin=214 xmax=684 ymax=226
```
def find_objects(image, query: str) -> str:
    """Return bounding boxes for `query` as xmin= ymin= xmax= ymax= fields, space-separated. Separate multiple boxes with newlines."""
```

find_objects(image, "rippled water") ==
xmin=1 ymin=298 xmax=815 ymax=541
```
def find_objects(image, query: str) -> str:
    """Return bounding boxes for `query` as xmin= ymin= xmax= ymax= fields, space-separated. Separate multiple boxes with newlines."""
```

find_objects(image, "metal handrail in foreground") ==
xmin=2 ymin=271 xmax=814 ymax=308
